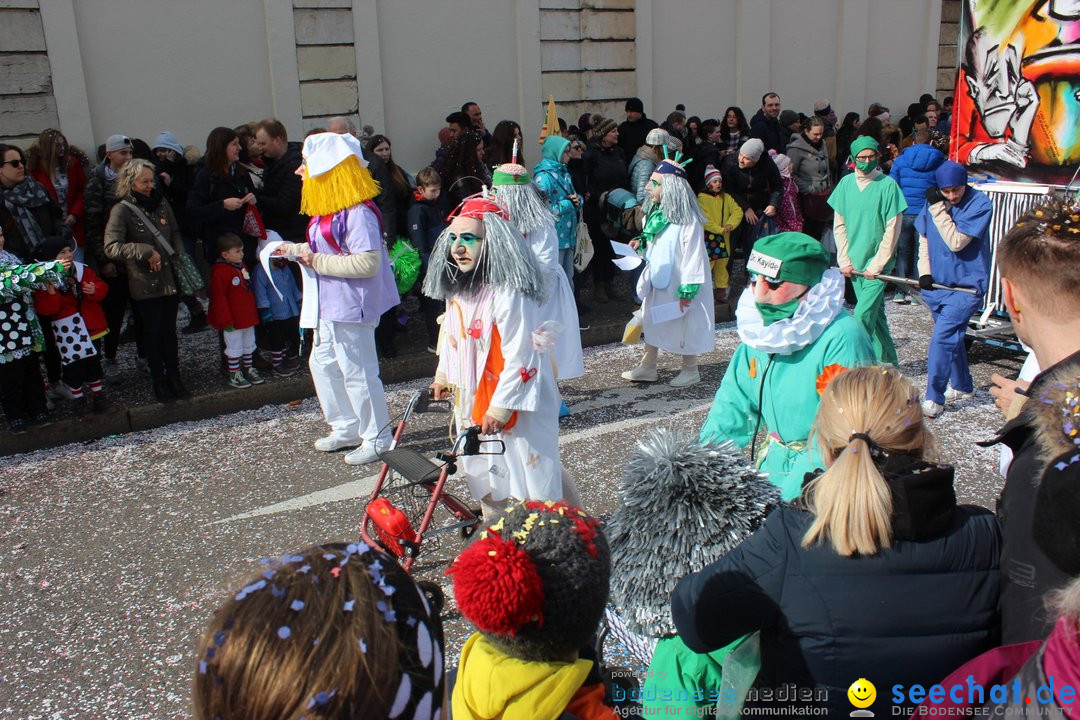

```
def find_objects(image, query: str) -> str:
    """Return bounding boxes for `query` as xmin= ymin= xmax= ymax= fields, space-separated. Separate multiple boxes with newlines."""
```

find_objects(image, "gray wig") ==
xmin=607 ymin=428 xmax=780 ymax=637
xmin=493 ymin=183 xmax=555 ymax=234
xmin=422 ymin=212 xmax=547 ymax=305
xmin=642 ymin=173 xmax=705 ymax=226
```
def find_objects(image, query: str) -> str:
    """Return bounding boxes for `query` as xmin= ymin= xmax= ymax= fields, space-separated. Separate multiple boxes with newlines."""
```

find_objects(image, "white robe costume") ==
xmin=438 ymin=284 xmax=569 ymax=502
xmin=523 ymin=219 xmax=584 ymax=379
xmin=636 ymin=218 xmax=715 ymax=356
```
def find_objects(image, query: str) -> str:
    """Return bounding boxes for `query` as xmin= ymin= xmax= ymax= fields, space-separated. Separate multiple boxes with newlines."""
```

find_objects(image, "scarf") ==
xmin=0 ymin=179 xmax=52 ymax=252
xmin=131 ymin=188 xmax=163 ymax=212
xmin=638 ymin=205 xmax=669 ymax=248
xmin=801 ymin=132 xmax=823 ymax=150
xmin=735 ymin=268 xmax=845 ymax=354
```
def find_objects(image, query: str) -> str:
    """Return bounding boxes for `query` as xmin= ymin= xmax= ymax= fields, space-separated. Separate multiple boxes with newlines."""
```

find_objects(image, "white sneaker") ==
xmin=313 ymin=434 xmax=361 ymax=452
xmin=944 ymin=387 xmax=974 ymax=403
xmin=669 ymin=369 xmax=701 ymax=388
xmin=621 ymin=366 xmax=658 ymax=382
xmin=921 ymin=400 xmax=944 ymax=418
xmin=344 ymin=442 xmax=388 ymax=466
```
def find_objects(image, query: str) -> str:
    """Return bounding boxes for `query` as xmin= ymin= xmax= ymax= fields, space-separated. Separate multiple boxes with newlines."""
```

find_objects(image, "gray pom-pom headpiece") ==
xmin=607 ymin=428 xmax=780 ymax=638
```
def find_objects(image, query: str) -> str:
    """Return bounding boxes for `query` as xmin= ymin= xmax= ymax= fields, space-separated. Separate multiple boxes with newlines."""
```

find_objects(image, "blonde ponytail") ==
xmin=801 ymin=367 xmax=928 ymax=557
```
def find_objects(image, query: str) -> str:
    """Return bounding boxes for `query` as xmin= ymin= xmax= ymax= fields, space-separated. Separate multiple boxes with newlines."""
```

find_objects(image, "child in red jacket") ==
xmin=208 ymin=233 xmax=262 ymax=389
xmin=32 ymin=237 xmax=110 ymax=415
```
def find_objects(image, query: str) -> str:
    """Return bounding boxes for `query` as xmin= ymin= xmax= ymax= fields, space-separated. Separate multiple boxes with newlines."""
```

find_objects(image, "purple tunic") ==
xmin=307 ymin=203 xmax=399 ymax=324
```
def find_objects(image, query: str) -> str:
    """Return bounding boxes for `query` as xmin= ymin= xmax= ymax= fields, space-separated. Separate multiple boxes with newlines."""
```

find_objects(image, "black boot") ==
xmin=167 ymin=374 xmax=191 ymax=399
xmin=182 ymin=311 xmax=209 ymax=335
xmin=153 ymin=378 xmax=175 ymax=403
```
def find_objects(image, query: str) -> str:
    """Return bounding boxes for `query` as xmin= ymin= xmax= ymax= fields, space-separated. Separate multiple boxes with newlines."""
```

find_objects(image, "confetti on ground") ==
xmin=0 ymin=298 xmax=1017 ymax=717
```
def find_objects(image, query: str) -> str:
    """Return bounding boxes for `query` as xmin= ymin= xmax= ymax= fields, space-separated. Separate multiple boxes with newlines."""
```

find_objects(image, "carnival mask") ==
xmin=448 ymin=215 xmax=485 ymax=273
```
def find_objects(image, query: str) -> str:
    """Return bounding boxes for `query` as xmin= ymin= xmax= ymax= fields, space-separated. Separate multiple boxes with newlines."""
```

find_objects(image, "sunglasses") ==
xmin=2 ymin=159 xmax=24 ymax=168
xmin=752 ymin=275 xmax=785 ymax=291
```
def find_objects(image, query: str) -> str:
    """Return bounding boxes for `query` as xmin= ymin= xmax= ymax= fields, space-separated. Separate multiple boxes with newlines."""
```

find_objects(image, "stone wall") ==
xmin=294 ymin=0 xmax=361 ymax=132
xmin=540 ymin=0 xmax=637 ymax=130
xmin=937 ymin=0 xmax=962 ymax=100
xmin=0 ymin=0 xmax=58 ymax=147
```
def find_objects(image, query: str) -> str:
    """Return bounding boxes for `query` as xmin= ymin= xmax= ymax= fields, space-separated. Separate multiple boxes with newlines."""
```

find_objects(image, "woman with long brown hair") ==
xmin=187 ymin=126 xmax=258 ymax=266
xmin=28 ymin=129 xmax=89 ymax=261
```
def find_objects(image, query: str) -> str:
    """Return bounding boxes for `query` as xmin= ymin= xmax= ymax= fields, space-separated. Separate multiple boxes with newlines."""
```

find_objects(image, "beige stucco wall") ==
xmin=70 ymin=0 xmax=276 ymax=154
xmin=2 ymin=0 xmax=949 ymax=173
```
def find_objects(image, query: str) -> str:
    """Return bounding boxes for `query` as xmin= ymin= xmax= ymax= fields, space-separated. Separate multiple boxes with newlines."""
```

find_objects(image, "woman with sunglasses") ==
xmin=699 ymin=232 xmax=875 ymax=500
xmin=0 ymin=145 xmax=66 ymax=260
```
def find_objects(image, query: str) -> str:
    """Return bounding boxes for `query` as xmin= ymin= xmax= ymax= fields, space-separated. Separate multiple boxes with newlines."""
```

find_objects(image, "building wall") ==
xmin=1 ymin=0 xmax=954 ymax=173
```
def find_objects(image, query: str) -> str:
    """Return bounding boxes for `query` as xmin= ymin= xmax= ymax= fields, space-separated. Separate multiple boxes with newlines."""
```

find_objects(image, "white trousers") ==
xmin=223 ymin=327 xmax=256 ymax=358
xmin=309 ymin=319 xmax=392 ymax=446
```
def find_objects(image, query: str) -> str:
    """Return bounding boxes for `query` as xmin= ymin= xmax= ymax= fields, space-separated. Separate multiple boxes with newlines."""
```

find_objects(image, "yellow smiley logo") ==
xmin=847 ymin=678 xmax=876 ymax=709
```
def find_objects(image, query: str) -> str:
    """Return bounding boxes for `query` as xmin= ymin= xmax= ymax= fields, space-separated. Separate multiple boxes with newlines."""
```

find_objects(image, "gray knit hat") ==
xmin=447 ymin=500 xmax=610 ymax=662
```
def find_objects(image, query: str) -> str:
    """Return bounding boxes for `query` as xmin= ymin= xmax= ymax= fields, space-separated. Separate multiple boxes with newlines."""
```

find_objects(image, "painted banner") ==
xmin=952 ymin=0 xmax=1080 ymax=183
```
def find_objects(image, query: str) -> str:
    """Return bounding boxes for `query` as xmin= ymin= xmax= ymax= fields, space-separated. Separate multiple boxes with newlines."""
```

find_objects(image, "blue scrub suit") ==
xmin=915 ymin=186 xmax=993 ymax=405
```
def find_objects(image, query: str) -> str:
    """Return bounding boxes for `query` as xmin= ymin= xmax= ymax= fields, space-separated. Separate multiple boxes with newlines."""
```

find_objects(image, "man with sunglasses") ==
xmin=828 ymin=136 xmax=908 ymax=365
xmin=700 ymin=232 xmax=874 ymax=499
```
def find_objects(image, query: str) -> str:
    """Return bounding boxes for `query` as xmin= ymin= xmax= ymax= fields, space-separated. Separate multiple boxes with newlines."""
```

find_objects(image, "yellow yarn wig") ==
xmin=300 ymin=154 xmax=381 ymax=217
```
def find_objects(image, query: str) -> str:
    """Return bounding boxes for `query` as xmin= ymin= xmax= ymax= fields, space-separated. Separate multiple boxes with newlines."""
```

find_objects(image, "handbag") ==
xmin=573 ymin=208 xmax=594 ymax=272
xmin=120 ymin=200 xmax=205 ymax=295
xmin=242 ymin=204 xmax=267 ymax=240
xmin=800 ymin=191 xmax=833 ymax=222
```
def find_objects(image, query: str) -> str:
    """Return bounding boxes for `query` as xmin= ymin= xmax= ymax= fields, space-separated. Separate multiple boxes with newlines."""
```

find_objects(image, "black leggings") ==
xmin=0 ymin=355 xmax=47 ymax=422
xmin=135 ymin=294 xmax=180 ymax=379
xmin=101 ymin=274 xmax=144 ymax=360
xmin=61 ymin=351 xmax=104 ymax=391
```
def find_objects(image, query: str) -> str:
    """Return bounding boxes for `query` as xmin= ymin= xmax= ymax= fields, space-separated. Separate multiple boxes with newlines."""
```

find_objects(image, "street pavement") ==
xmin=0 ymin=300 xmax=1022 ymax=719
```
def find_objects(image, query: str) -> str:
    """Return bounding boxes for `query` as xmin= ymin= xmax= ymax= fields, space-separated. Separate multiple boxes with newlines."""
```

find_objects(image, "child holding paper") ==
xmin=621 ymin=153 xmax=714 ymax=388
xmin=252 ymin=254 xmax=302 ymax=376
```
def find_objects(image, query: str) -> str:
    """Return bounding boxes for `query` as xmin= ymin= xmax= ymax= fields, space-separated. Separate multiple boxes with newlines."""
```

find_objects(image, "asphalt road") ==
xmin=0 ymin=301 xmax=1022 ymax=719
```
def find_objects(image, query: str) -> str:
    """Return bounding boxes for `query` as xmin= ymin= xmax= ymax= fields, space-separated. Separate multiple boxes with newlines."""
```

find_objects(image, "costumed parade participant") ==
xmin=489 ymin=157 xmax=584 ymax=386
xmin=621 ymin=152 xmax=714 ymax=388
xmin=699 ymin=232 xmax=875 ymax=499
xmin=275 ymin=132 xmax=399 ymax=465
xmin=828 ymin=136 xmax=907 ymax=365
xmin=446 ymin=501 xmax=619 ymax=720
xmin=916 ymin=161 xmax=992 ymax=418
xmin=607 ymin=429 xmax=780 ymax=717
xmin=425 ymin=194 xmax=580 ymax=508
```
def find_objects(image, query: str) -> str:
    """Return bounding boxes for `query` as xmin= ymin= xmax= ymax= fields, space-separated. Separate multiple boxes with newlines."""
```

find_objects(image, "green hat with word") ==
xmin=747 ymin=232 xmax=830 ymax=287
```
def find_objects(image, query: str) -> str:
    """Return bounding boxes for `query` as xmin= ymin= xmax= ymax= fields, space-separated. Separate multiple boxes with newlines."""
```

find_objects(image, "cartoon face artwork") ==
xmin=965 ymin=32 xmax=1034 ymax=140
xmin=448 ymin=215 xmax=484 ymax=273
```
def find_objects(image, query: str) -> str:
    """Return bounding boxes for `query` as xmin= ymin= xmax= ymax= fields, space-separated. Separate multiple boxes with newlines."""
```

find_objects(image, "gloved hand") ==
xmin=919 ymin=275 xmax=935 ymax=290
xmin=259 ymin=308 xmax=273 ymax=324
xmin=925 ymin=186 xmax=945 ymax=206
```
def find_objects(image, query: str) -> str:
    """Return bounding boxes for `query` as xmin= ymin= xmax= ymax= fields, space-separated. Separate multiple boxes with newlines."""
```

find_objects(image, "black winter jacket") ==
xmin=154 ymin=156 xmax=196 ymax=238
xmin=672 ymin=457 xmax=1001 ymax=717
xmin=617 ymin=116 xmax=658 ymax=165
xmin=750 ymin=109 xmax=787 ymax=155
xmin=255 ymin=141 xmax=307 ymax=240
xmin=720 ymin=152 xmax=783 ymax=215
xmin=85 ymin=163 xmax=120 ymax=267
xmin=583 ymin=140 xmax=629 ymax=210
xmin=0 ymin=181 xmax=64 ymax=261
xmin=982 ymin=349 xmax=1079 ymax=644
xmin=186 ymin=163 xmax=256 ymax=247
